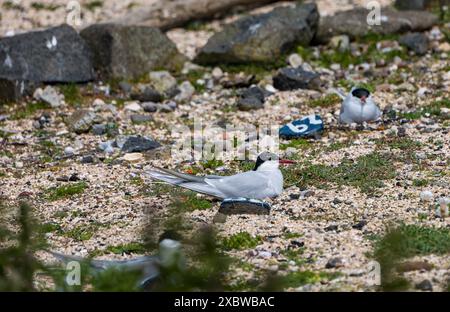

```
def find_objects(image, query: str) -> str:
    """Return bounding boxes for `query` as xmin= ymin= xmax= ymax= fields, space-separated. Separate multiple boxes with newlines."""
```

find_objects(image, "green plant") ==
xmin=373 ymin=224 xmax=450 ymax=291
xmin=45 ymin=182 xmax=87 ymax=201
xmin=59 ymin=84 xmax=83 ymax=106
xmin=283 ymin=152 xmax=396 ymax=193
xmin=83 ymin=0 xmax=103 ymax=11
xmin=106 ymin=242 xmax=147 ymax=255
xmin=0 ymin=202 xmax=47 ymax=291
xmin=221 ymin=232 xmax=261 ymax=250
xmin=11 ymin=101 xmax=49 ymax=120
xmin=280 ymin=270 xmax=341 ymax=288
xmin=309 ymin=94 xmax=341 ymax=108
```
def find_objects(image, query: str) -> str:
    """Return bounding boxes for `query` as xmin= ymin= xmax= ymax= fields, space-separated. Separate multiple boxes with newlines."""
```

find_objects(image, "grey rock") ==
xmin=241 ymin=86 xmax=266 ymax=102
xmin=0 ymin=24 xmax=94 ymax=83
xmin=219 ymin=199 xmax=271 ymax=215
xmin=290 ymin=240 xmax=305 ymax=248
xmin=81 ymin=155 xmax=95 ymax=164
xmin=352 ymin=220 xmax=367 ymax=230
xmin=131 ymin=86 xmax=163 ymax=103
xmin=213 ymin=213 xmax=227 ymax=224
xmin=399 ymin=32 xmax=429 ymax=55
xmin=66 ymin=110 xmax=96 ymax=134
xmin=237 ymin=96 xmax=264 ymax=111
xmin=148 ymin=71 xmax=178 ymax=95
xmin=158 ymin=103 xmax=174 ymax=113
xmin=195 ymin=3 xmax=319 ymax=64
xmin=236 ymin=86 xmax=269 ymax=111
xmin=119 ymin=135 xmax=161 ymax=153
xmin=415 ymin=279 xmax=433 ymax=291
xmin=174 ymin=81 xmax=195 ymax=102
xmin=315 ymin=8 xmax=438 ymax=44
xmin=80 ymin=24 xmax=186 ymax=80
xmin=325 ymin=257 xmax=344 ymax=269
xmin=141 ymin=102 xmax=158 ymax=113
xmin=0 ymin=79 xmax=36 ymax=104
xmin=324 ymin=225 xmax=339 ymax=232
xmin=119 ymin=81 xmax=132 ymax=94
xmin=92 ymin=124 xmax=107 ymax=135
xmin=273 ymin=67 xmax=321 ymax=91
xmin=130 ymin=114 xmax=152 ymax=123
xmin=395 ymin=0 xmax=427 ymax=10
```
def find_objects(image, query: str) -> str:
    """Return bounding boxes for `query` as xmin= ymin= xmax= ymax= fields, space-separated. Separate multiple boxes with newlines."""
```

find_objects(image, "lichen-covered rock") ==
xmin=66 ymin=110 xmax=97 ymax=134
xmin=195 ymin=3 xmax=319 ymax=65
xmin=80 ymin=24 xmax=187 ymax=80
xmin=315 ymin=8 xmax=438 ymax=44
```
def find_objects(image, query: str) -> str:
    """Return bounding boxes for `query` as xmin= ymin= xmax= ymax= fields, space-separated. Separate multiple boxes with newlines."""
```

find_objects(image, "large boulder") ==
xmin=0 ymin=24 xmax=94 ymax=83
xmin=0 ymin=24 xmax=94 ymax=103
xmin=80 ymin=24 xmax=187 ymax=80
xmin=394 ymin=0 xmax=427 ymax=10
xmin=195 ymin=3 xmax=319 ymax=65
xmin=315 ymin=7 xmax=438 ymax=44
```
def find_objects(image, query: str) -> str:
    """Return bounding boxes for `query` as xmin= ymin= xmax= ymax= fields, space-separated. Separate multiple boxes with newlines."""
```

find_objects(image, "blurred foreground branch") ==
xmin=113 ymin=0 xmax=295 ymax=30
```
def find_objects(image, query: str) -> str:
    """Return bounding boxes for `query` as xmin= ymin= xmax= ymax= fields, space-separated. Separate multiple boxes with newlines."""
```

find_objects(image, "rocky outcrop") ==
xmin=80 ymin=24 xmax=187 ymax=80
xmin=195 ymin=3 xmax=319 ymax=65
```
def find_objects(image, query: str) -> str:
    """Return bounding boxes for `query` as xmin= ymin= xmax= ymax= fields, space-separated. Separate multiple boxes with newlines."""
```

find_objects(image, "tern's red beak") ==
xmin=361 ymin=96 xmax=367 ymax=104
xmin=279 ymin=159 xmax=296 ymax=165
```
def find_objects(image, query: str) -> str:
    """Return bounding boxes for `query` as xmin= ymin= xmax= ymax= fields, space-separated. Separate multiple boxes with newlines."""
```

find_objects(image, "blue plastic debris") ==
xmin=279 ymin=114 xmax=324 ymax=139
xmin=219 ymin=198 xmax=271 ymax=215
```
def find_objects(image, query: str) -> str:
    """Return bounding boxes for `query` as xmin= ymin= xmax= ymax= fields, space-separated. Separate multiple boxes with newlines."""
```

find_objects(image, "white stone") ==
xmin=284 ymin=147 xmax=297 ymax=158
xmin=64 ymin=146 xmax=75 ymax=156
xmin=212 ymin=67 xmax=223 ymax=80
xmin=288 ymin=53 xmax=303 ymax=68
xmin=417 ymin=87 xmax=429 ymax=97
xmin=174 ymin=81 xmax=195 ymax=102
xmin=34 ymin=86 xmax=64 ymax=108
xmin=123 ymin=153 xmax=143 ymax=162
xmin=420 ymin=190 xmax=434 ymax=202
xmin=93 ymin=98 xmax=105 ymax=106
xmin=265 ymin=84 xmax=277 ymax=93
xmin=124 ymin=102 xmax=142 ymax=112
xmin=15 ymin=161 xmax=23 ymax=169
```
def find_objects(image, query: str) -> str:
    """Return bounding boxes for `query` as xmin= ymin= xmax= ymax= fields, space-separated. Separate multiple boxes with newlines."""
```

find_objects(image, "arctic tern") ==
xmin=333 ymin=87 xmax=382 ymax=124
xmin=146 ymin=152 xmax=295 ymax=200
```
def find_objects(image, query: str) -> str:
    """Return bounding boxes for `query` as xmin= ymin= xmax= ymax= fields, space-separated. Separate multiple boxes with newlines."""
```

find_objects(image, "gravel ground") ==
xmin=1 ymin=0 xmax=449 ymax=292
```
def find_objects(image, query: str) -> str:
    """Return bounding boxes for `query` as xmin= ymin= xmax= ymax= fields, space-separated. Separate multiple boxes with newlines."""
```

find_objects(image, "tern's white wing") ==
xmin=205 ymin=170 xmax=280 ymax=200
xmin=146 ymin=168 xmax=228 ymax=198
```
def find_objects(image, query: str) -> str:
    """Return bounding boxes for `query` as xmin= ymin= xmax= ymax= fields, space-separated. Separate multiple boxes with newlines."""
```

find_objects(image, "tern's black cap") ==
xmin=253 ymin=152 xmax=279 ymax=171
xmin=352 ymin=88 xmax=370 ymax=99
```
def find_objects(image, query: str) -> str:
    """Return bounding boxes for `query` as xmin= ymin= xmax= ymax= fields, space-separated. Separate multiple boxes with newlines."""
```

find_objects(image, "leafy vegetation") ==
xmin=83 ymin=0 xmax=104 ymax=12
xmin=309 ymin=94 xmax=341 ymax=108
xmin=221 ymin=232 xmax=261 ymax=250
xmin=399 ymin=99 xmax=450 ymax=120
xmin=106 ymin=242 xmax=147 ymax=255
xmin=45 ymin=182 xmax=88 ymax=201
xmin=373 ymin=224 xmax=450 ymax=291
xmin=280 ymin=270 xmax=341 ymax=288
xmin=283 ymin=152 xmax=396 ymax=193
xmin=11 ymin=101 xmax=49 ymax=120
xmin=59 ymin=84 xmax=83 ymax=106
xmin=280 ymin=138 xmax=311 ymax=151
xmin=31 ymin=2 xmax=61 ymax=11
